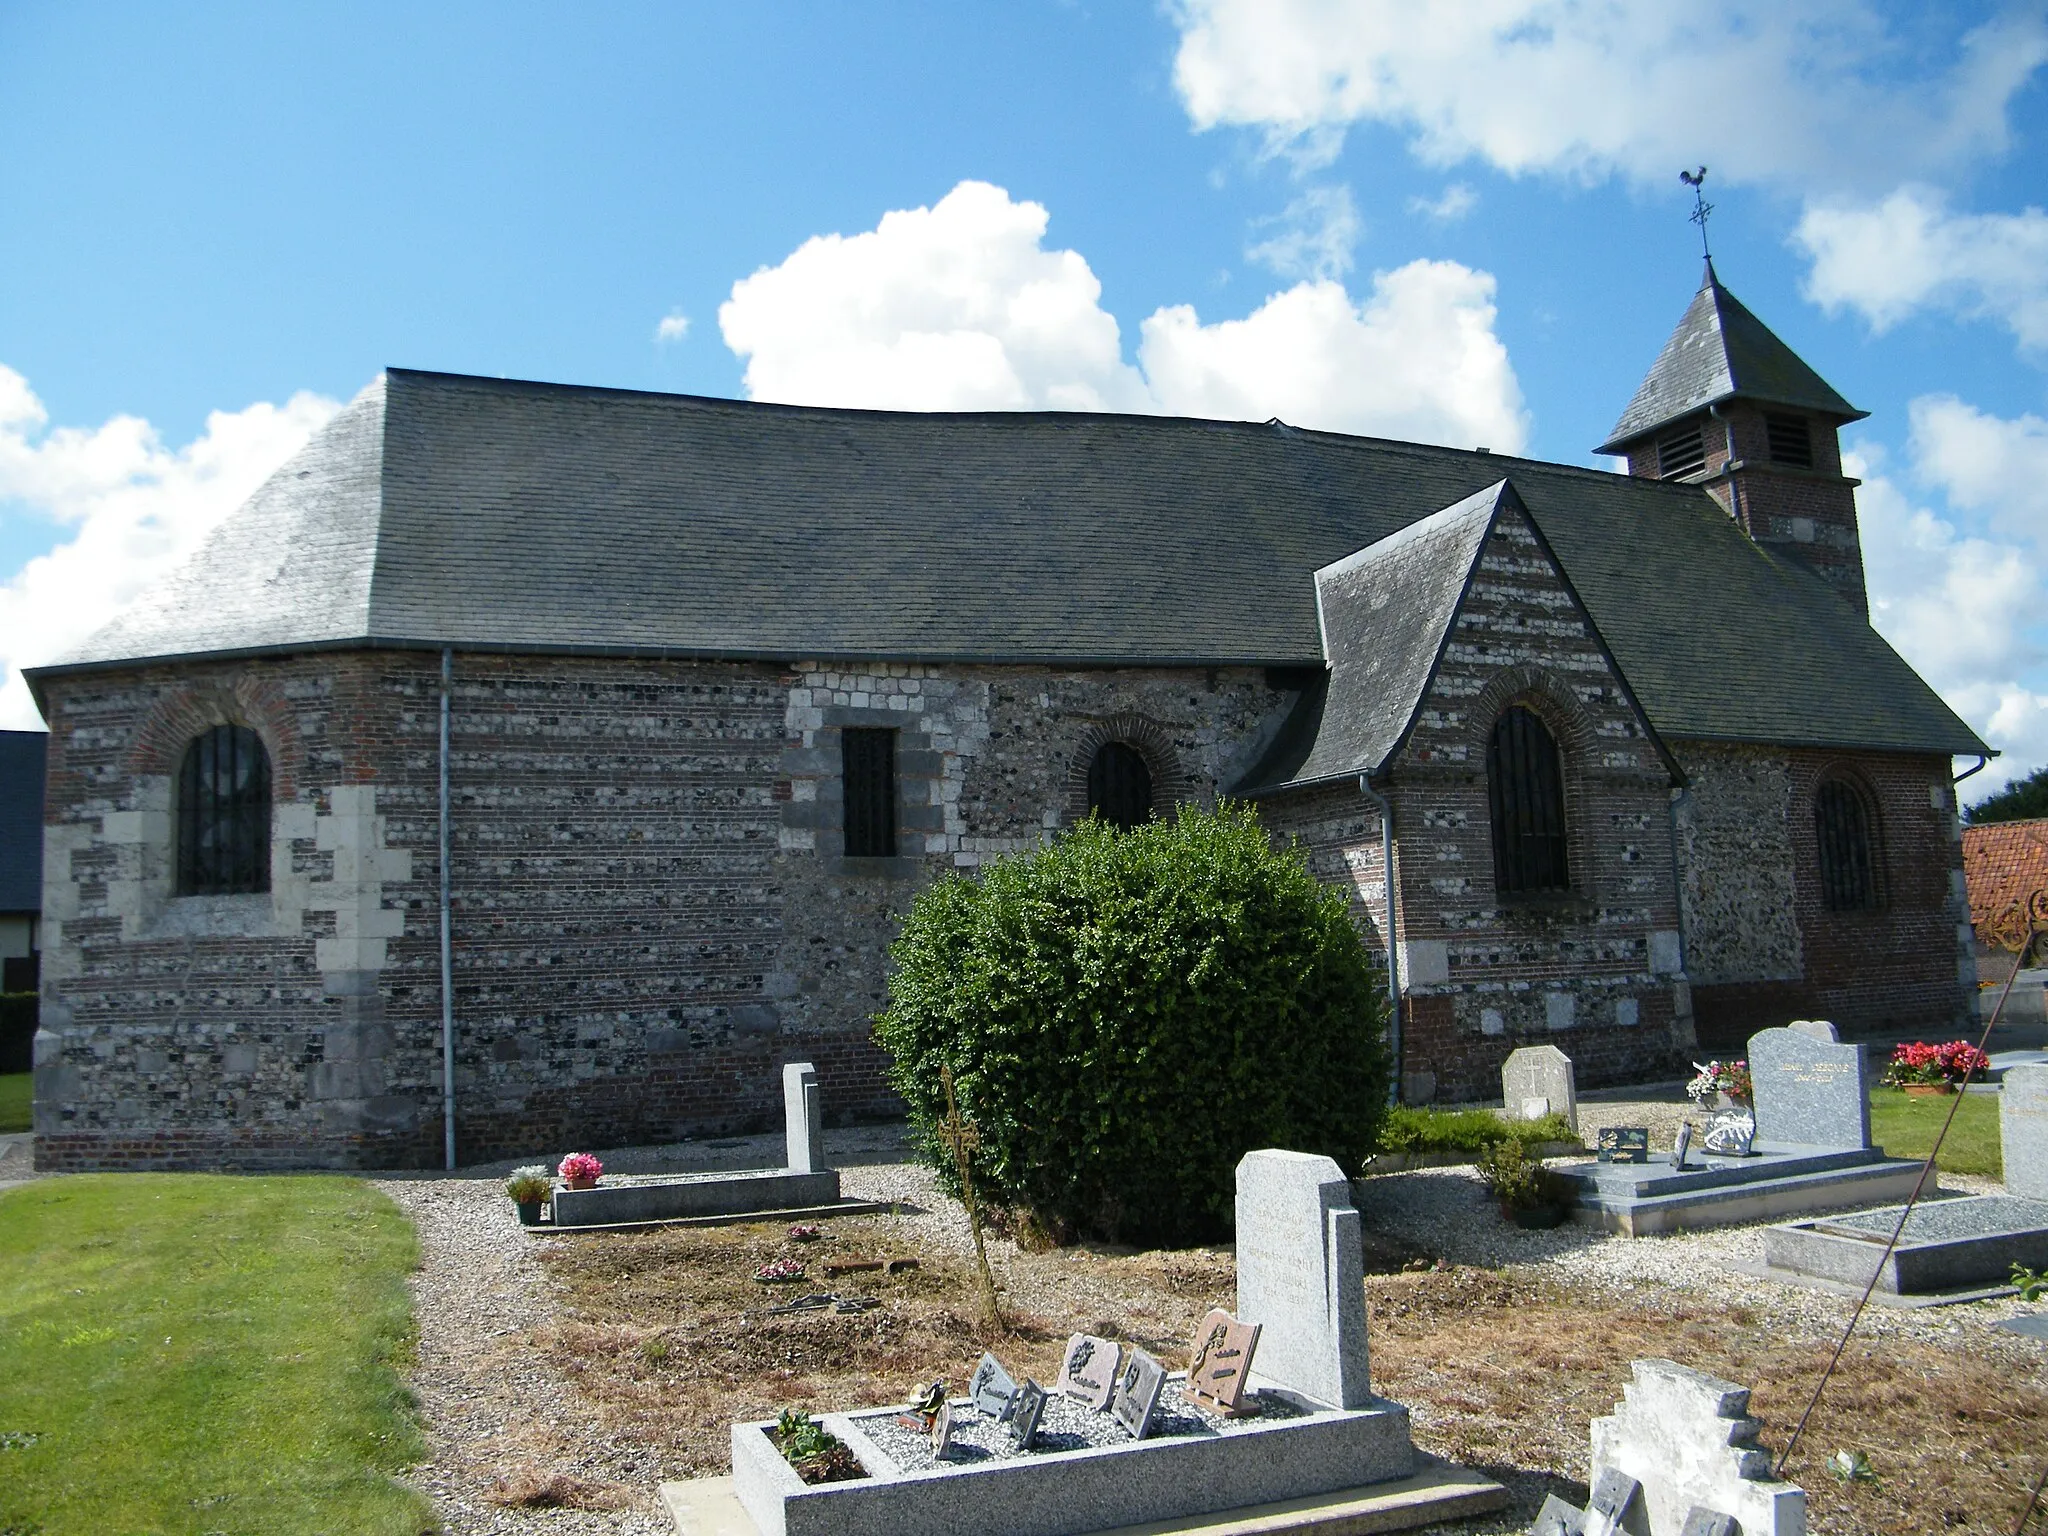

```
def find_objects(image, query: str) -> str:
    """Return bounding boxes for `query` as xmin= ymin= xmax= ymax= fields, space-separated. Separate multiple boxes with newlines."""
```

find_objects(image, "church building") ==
xmin=26 ymin=264 xmax=1987 ymax=1169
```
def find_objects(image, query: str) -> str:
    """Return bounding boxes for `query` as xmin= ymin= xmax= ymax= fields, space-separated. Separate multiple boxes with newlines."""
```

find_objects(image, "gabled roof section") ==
xmin=1239 ymin=483 xmax=1505 ymax=793
xmin=0 ymin=730 xmax=47 ymax=914
xmin=1597 ymin=261 xmax=1867 ymax=454
xmin=28 ymin=367 xmax=1984 ymax=758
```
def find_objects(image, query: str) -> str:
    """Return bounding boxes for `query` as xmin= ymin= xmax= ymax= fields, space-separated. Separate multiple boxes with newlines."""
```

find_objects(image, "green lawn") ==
xmin=0 ymin=1073 xmax=27 ymax=1134
xmin=0 ymin=1174 xmax=434 ymax=1536
xmin=1868 ymin=1085 xmax=2003 ymax=1178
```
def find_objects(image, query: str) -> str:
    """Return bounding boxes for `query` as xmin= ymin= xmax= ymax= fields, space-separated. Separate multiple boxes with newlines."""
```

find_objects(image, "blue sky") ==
xmin=3 ymin=2 xmax=2046 ymax=799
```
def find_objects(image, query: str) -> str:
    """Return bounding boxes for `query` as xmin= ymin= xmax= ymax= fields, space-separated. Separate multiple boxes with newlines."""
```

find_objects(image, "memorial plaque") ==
xmin=1185 ymin=1308 xmax=1262 ymax=1416
xmin=1058 ymin=1333 xmax=1122 ymax=1410
xmin=1597 ymin=1127 xmax=1651 ymax=1164
xmin=970 ymin=1351 xmax=1019 ymax=1421
xmin=1679 ymin=1510 xmax=1738 ymax=1536
xmin=1749 ymin=1025 xmax=1870 ymax=1149
xmin=1007 ymin=1378 xmax=1048 ymax=1451
xmin=1109 ymin=1347 xmax=1167 ymax=1440
xmin=1532 ymin=1493 xmax=1587 ymax=1535
xmin=1702 ymin=1109 xmax=1756 ymax=1157
xmin=1587 ymin=1467 xmax=1646 ymax=1533
xmin=1670 ymin=1124 xmax=1693 ymax=1169
xmin=929 ymin=1399 xmax=956 ymax=1460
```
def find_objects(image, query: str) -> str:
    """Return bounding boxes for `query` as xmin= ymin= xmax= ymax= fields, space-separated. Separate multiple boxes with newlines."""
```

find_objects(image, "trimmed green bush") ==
xmin=1374 ymin=1105 xmax=1577 ymax=1155
xmin=876 ymin=802 xmax=1392 ymax=1245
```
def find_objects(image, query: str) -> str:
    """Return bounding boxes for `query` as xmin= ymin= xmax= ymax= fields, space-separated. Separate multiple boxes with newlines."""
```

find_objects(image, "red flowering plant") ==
xmin=1686 ymin=1060 xmax=1753 ymax=1106
xmin=557 ymin=1151 xmax=604 ymax=1184
xmin=1882 ymin=1040 xmax=1991 ymax=1088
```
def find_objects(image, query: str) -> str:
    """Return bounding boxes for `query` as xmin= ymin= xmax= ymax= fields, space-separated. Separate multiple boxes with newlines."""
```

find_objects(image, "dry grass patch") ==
xmin=1370 ymin=1267 xmax=2048 ymax=1536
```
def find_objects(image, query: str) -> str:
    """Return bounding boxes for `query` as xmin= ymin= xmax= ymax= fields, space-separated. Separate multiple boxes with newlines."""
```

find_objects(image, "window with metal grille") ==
xmin=1815 ymin=779 xmax=1879 ymax=911
xmin=177 ymin=724 xmax=271 ymax=895
xmin=841 ymin=727 xmax=897 ymax=857
xmin=1765 ymin=412 xmax=1814 ymax=469
xmin=1087 ymin=742 xmax=1153 ymax=829
xmin=1656 ymin=424 xmax=1707 ymax=480
xmin=1488 ymin=706 xmax=1570 ymax=895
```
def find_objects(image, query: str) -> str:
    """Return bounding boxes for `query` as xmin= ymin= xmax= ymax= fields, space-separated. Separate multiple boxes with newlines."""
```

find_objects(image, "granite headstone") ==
xmin=1748 ymin=1026 xmax=1870 ymax=1149
xmin=1233 ymin=1149 xmax=1371 ymax=1409
xmin=1786 ymin=1019 xmax=1839 ymax=1042
xmin=1503 ymin=1045 xmax=1578 ymax=1133
xmin=783 ymin=1061 xmax=826 ymax=1174
xmin=2003 ymin=1063 xmax=2048 ymax=1201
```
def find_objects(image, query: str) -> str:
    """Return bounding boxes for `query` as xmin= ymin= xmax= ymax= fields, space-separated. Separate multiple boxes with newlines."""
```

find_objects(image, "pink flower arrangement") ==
xmin=787 ymin=1223 xmax=822 ymax=1243
xmin=1686 ymin=1060 xmax=1752 ymax=1105
xmin=755 ymin=1258 xmax=807 ymax=1283
xmin=557 ymin=1151 xmax=604 ymax=1184
xmin=1882 ymin=1040 xmax=1991 ymax=1088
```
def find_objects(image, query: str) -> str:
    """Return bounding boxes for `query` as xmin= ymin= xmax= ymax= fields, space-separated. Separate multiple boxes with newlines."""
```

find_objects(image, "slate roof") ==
xmin=1597 ymin=261 xmax=1867 ymax=454
xmin=0 ymin=731 xmax=47 ymax=915
xmin=30 ymin=367 xmax=1985 ymax=758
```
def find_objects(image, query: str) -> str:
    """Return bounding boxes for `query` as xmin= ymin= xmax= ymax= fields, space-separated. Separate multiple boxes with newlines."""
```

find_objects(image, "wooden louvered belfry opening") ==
xmin=1488 ymin=705 xmax=1571 ymax=896
xmin=1815 ymin=777 xmax=1879 ymax=911
xmin=1765 ymin=411 xmax=1814 ymax=469
xmin=1087 ymin=741 xmax=1153 ymax=830
xmin=176 ymin=724 xmax=271 ymax=895
xmin=841 ymin=727 xmax=898 ymax=857
xmin=1656 ymin=423 xmax=1707 ymax=480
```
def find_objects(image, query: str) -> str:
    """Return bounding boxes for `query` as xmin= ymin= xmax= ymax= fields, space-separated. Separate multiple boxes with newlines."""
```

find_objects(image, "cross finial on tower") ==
xmin=1679 ymin=166 xmax=1713 ymax=263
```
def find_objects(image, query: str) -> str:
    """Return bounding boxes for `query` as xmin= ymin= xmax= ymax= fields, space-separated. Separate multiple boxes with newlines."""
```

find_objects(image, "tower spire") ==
xmin=1680 ymin=166 xmax=1713 ymax=264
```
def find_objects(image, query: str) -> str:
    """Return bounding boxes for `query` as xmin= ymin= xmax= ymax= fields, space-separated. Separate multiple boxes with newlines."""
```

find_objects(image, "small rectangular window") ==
xmin=841 ymin=728 xmax=897 ymax=858
xmin=1656 ymin=425 xmax=1707 ymax=480
xmin=1765 ymin=412 xmax=1814 ymax=469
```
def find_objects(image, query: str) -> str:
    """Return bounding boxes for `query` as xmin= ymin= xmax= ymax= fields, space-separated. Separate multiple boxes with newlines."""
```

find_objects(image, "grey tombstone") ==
xmin=1059 ymin=1333 xmax=1121 ymax=1411
xmin=971 ymin=1352 xmax=1019 ymax=1420
xmin=1748 ymin=1026 xmax=1870 ymax=1149
xmin=1234 ymin=1149 xmax=1371 ymax=1409
xmin=2003 ymin=1063 xmax=2048 ymax=1201
xmin=1109 ymin=1348 xmax=1166 ymax=1440
xmin=783 ymin=1061 xmax=825 ymax=1174
xmin=1502 ymin=1045 xmax=1578 ymax=1134
xmin=1008 ymin=1379 xmax=1048 ymax=1451
xmin=1785 ymin=1019 xmax=1839 ymax=1042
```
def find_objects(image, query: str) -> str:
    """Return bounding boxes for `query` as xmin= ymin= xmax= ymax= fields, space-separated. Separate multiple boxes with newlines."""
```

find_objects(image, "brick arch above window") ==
xmin=1456 ymin=666 xmax=1604 ymax=771
xmin=127 ymin=675 xmax=302 ymax=801
xmin=1064 ymin=714 xmax=1195 ymax=826
xmin=1808 ymin=763 xmax=1887 ymax=912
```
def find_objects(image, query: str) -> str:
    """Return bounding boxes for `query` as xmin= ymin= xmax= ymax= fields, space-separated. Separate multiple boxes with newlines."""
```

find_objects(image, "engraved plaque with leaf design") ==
xmin=1058 ymin=1333 xmax=1122 ymax=1410
xmin=1185 ymin=1307 xmax=1262 ymax=1415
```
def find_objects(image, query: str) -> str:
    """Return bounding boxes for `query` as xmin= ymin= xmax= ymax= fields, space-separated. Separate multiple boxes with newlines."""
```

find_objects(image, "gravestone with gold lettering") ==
xmin=1748 ymin=1026 xmax=1870 ymax=1149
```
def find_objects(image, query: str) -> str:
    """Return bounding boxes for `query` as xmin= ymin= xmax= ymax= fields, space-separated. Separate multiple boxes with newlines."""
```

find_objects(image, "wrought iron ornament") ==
xmin=1680 ymin=166 xmax=1714 ymax=260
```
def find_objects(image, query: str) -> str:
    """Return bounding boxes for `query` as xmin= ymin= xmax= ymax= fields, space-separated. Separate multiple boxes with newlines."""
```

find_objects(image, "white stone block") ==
xmin=1648 ymin=930 xmax=1683 ymax=975
xmin=1545 ymin=992 xmax=1576 ymax=1031
xmin=1480 ymin=1008 xmax=1506 ymax=1036
xmin=1615 ymin=998 xmax=1640 ymax=1027
xmin=1590 ymin=1360 xmax=1805 ymax=1536
xmin=1234 ymin=1150 xmax=1371 ymax=1409
xmin=1399 ymin=939 xmax=1449 ymax=989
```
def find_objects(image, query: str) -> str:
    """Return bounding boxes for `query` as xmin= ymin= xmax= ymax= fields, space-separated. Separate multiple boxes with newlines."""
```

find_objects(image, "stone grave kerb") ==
xmin=783 ymin=1061 xmax=826 ymax=1174
xmin=1502 ymin=1044 xmax=1577 ymax=1133
xmin=2003 ymin=1063 xmax=2048 ymax=1202
xmin=1233 ymin=1149 xmax=1371 ymax=1410
xmin=1748 ymin=1026 xmax=1870 ymax=1149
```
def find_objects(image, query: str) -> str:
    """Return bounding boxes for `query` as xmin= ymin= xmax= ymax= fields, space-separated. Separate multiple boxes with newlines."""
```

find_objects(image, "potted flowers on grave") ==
xmin=557 ymin=1151 xmax=604 ymax=1189
xmin=1881 ymin=1040 xmax=1992 ymax=1095
xmin=505 ymin=1167 xmax=552 ymax=1226
xmin=770 ymin=1408 xmax=864 ymax=1484
xmin=1475 ymin=1138 xmax=1575 ymax=1229
xmin=1686 ymin=1059 xmax=1753 ymax=1109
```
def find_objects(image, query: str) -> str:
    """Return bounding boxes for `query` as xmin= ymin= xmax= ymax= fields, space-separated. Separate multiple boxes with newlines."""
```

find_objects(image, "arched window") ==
xmin=177 ymin=725 xmax=271 ymax=895
xmin=1087 ymin=742 xmax=1153 ymax=830
xmin=1815 ymin=778 xmax=1879 ymax=911
xmin=1488 ymin=706 xmax=1570 ymax=894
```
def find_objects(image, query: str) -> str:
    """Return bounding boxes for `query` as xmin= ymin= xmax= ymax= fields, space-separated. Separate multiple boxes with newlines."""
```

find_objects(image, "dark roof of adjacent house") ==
xmin=0 ymin=731 xmax=46 ymax=915
xmin=1596 ymin=262 xmax=1867 ymax=454
xmin=29 ymin=366 xmax=1984 ymax=757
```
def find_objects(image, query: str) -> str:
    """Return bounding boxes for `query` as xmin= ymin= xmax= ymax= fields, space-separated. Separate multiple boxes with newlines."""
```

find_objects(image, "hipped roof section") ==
xmin=1597 ymin=261 xmax=1867 ymax=454
xmin=30 ymin=367 xmax=1984 ymax=757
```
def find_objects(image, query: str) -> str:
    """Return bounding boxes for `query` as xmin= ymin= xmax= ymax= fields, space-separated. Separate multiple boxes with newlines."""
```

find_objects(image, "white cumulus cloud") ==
xmin=719 ymin=180 xmax=1526 ymax=450
xmin=1853 ymin=418 xmax=2048 ymax=801
xmin=0 ymin=366 xmax=339 ymax=729
xmin=655 ymin=310 xmax=692 ymax=343
xmin=1170 ymin=0 xmax=2048 ymax=190
xmin=1796 ymin=187 xmax=2048 ymax=351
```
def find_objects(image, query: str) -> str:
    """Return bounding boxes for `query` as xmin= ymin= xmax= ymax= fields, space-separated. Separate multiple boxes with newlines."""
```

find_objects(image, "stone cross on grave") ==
xmin=938 ymin=1064 xmax=1007 ymax=1334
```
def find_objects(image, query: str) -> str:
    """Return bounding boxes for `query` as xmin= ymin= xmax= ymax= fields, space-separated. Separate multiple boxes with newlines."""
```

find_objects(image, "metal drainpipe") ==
xmin=439 ymin=647 xmax=456 ymax=1172
xmin=1708 ymin=403 xmax=1741 ymax=527
xmin=1359 ymin=776 xmax=1401 ymax=1106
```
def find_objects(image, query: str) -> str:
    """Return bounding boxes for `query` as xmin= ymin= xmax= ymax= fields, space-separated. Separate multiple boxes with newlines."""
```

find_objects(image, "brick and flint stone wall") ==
xmin=1263 ymin=505 xmax=1692 ymax=1105
xmin=32 ymin=651 xmax=1293 ymax=1170
xmin=1679 ymin=741 xmax=1976 ymax=1048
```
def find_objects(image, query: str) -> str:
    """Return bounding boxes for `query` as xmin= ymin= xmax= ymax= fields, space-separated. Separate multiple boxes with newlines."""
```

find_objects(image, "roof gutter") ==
xmin=1358 ymin=775 xmax=1402 ymax=1108
xmin=1954 ymin=754 xmax=1991 ymax=785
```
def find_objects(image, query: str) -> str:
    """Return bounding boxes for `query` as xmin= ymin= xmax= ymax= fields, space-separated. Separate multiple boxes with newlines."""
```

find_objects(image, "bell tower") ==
xmin=1596 ymin=260 xmax=1872 ymax=617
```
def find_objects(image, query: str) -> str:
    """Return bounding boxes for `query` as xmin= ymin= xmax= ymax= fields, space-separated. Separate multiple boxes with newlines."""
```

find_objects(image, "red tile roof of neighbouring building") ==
xmin=1963 ymin=817 xmax=2048 ymax=952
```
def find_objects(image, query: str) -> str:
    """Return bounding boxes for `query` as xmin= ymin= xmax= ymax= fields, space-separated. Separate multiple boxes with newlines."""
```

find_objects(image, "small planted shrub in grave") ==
xmin=772 ymin=1409 xmax=865 ymax=1484
xmin=876 ymin=802 xmax=1393 ymax=1246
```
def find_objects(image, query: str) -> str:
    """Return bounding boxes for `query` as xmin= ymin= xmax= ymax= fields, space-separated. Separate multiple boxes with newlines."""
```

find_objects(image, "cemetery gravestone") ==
xmin=1503 ymin=1045 xmax=1578 ymax=1133
xmin=1786 ymin=1019 xmax=1839 ymax=1042
xmin=2004 ymin=1063 xmax=2048 ymax=1201
xmin=1590 ymin=1360 xmax=1804 ymax=1536
xmin=1009 ymin=1380 xmax=1048 ymax=1451
xmin=783 ymin=1061 xmax=825 ymax=1174
xmin=1234 ymin=1149 xmax=1371 ymax=1409
xmin=1109 ymin=1348 xmax=1167 ymax=1440
xmin=1186 ymin=1309 xmax=1262 ymax=1416
xmin=971 ymin=1352 xmax=1019 ymax=1421
xmin=1058 ymin=1333 xmax=1121 ymax=1411
xmin=1749 ymin=1026 xmax=1870 ymax=1149
xmin=1598 ymin=1128 xmax=1651 ymax=1164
